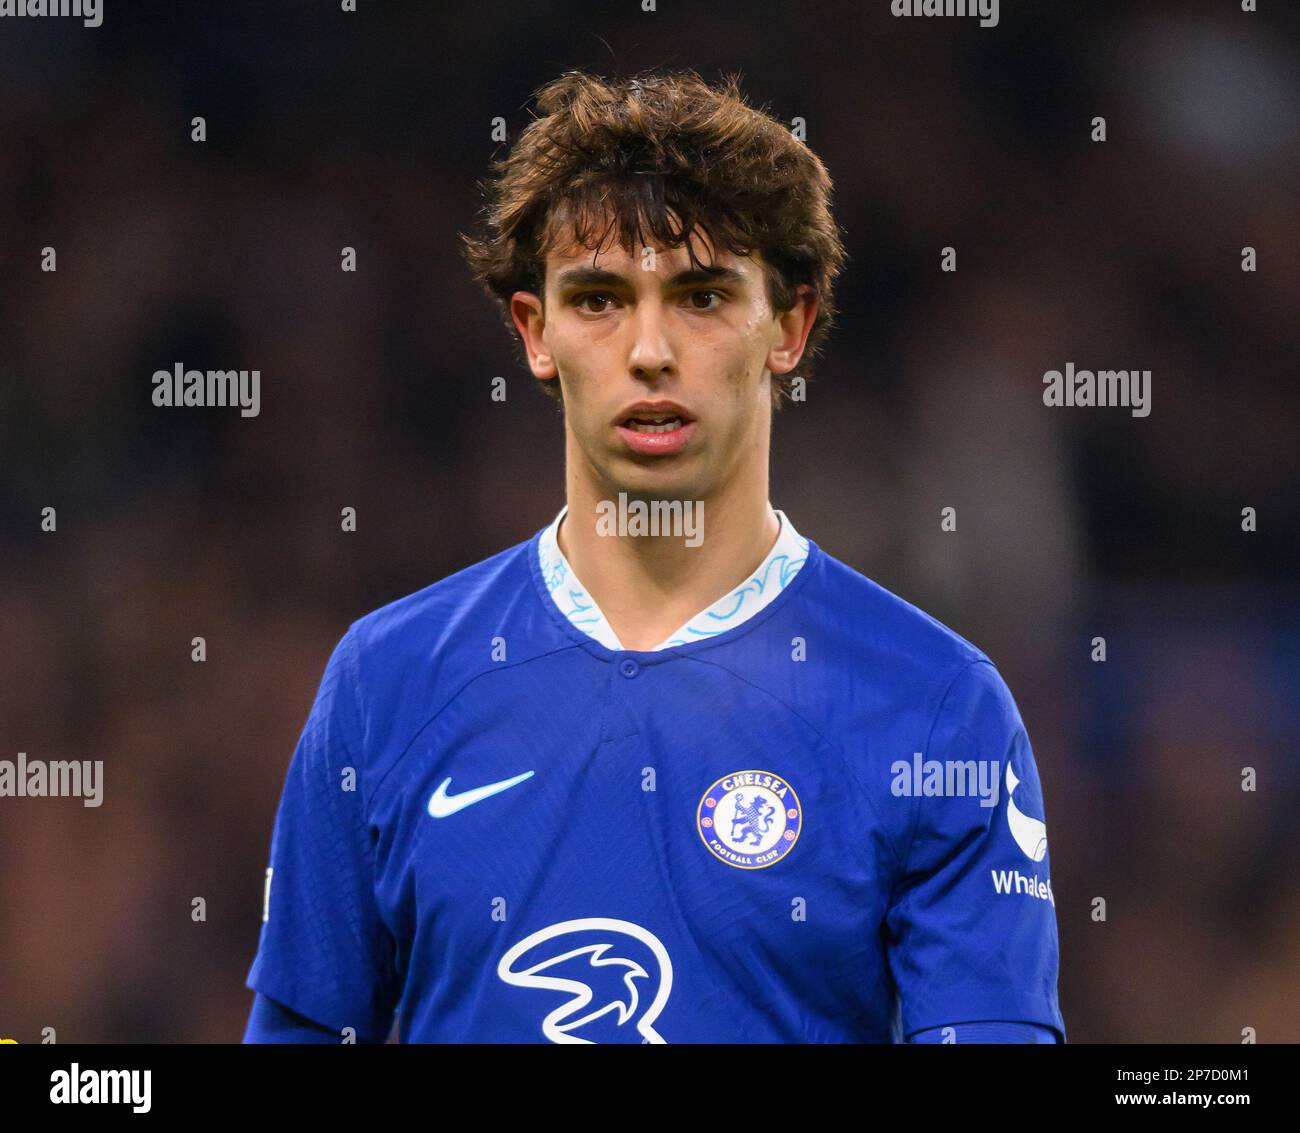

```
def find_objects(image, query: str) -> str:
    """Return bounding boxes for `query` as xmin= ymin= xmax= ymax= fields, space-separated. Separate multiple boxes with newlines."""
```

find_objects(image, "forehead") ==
xmin=540 ymin=207 xmax=760 ymax=277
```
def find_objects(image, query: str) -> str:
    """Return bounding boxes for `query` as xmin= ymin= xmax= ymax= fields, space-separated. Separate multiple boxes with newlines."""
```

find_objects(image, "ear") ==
xmin=510 ymin=291 xmax=558 ymax=380
xmin=767 ymin=285 xmax=818 ymax=376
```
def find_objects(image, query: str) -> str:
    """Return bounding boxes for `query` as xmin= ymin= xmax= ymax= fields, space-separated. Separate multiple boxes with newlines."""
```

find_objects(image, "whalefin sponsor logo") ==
xmin=991 ymin=760 xmax=1053 ymax=903
xmin=1005 ymin=762 xmax=1048 ymax=862
xmin=991 ymin=868 xmax=1055 ymax=906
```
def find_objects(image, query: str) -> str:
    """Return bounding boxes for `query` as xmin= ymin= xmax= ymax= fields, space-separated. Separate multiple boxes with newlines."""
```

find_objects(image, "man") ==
xmin=243 ymin=69 xmax=1064 ymax=1043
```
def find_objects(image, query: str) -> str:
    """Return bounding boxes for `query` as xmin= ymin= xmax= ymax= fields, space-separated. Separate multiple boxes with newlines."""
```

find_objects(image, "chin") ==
xmin=621 ymin=480 xmax=708 ymax=506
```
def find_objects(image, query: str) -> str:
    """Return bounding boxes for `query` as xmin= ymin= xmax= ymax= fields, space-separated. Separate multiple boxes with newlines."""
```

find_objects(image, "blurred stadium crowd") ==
xmin=0 ymin=2 xmax=1296 ymax=1041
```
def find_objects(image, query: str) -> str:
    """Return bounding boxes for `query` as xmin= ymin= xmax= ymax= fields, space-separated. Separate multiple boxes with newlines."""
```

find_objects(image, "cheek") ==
xmin=550 ymin=322 xmax=616 ymax=385
xmin=547 ymin=331 xmax=588 ymax=389
xmin=693 ymin=326 xmax=759 ymax=390
xmin=734 ymin=318 xmax=773 ymax=377
xmin=720 ymin=335 xmax=769 ymax=398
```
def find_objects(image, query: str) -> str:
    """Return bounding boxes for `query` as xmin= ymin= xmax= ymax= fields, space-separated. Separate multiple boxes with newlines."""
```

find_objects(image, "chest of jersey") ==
xmin=369 ymin=650 xmax=899 ymax=1042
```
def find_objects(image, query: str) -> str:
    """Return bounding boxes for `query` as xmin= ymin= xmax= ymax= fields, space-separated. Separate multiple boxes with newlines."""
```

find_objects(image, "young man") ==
xmin=243 ymin=70 xmax=1064 ymax=1043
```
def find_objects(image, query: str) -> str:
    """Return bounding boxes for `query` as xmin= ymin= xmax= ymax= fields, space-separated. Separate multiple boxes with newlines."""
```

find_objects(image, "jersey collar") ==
xmin=537 ymin=503 xmax=810 ymax=652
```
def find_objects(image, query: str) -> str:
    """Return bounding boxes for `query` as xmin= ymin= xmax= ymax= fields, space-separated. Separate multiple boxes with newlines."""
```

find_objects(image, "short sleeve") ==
xmin=907 ymin=1021 xmax=1059 ymax=1044
xmin=245 ymin=625 xmax=400 ymax=1042
xmin=243 ymin=991 xmax=355 ymax=1044
xmin=886 ymin=659 xmax=1065 ymax=1041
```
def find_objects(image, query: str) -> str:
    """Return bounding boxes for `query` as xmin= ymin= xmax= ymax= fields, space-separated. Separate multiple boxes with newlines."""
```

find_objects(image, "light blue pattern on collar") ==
xmin=537 ymin=504 xmax=809 ymax=652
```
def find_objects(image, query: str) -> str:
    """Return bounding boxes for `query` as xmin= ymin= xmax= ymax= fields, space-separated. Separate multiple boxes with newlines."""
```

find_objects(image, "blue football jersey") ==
xmin=245 ymin=519 xmax=1065 ymax=1043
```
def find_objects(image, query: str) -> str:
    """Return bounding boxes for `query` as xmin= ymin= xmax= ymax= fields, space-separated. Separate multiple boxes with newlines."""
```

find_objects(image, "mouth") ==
xmin=613 ymin=404 xmax=698 ymax=455
xmin=614 ymin=401 xmax=695 ymax=431
xmin=620 ymin=414 xmax=689 ymax=434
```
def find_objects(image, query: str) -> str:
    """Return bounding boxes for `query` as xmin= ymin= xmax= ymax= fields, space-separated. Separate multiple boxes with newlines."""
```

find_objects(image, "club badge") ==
xmin=696 ymin=769 xmax=802 ymax=869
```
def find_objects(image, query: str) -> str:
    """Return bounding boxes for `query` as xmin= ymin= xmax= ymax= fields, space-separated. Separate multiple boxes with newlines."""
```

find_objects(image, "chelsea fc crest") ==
xmin=696 ymin=769 xmax=802 ymax=869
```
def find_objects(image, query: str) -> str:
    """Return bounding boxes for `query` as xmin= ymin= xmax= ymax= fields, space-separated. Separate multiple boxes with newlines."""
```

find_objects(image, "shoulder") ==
xmin=347 ymin=534 xmax=537 ymax=661
xmin=330 ymin=530 xmax=563 ymax=775
xmin=784 ymin=544 xmax=1027 ymax=799
xmin=804 ymin=543 xmax=992 ymax=684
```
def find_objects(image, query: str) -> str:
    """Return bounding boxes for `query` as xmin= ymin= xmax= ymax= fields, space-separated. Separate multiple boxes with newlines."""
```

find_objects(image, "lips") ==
xmin=614 ymin=401 xmax=695 ymax=429
xmin=613 ymin=415 xmax=696 ymax=454
xmin=623 ymin=416 xmax=685 ymax=433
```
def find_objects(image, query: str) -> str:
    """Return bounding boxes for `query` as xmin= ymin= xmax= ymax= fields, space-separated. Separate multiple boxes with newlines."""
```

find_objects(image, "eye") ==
xmin=573 ymin=292 xmax=617 ymax=313
xmin=686 ymin=289 xmax=724 ymax=310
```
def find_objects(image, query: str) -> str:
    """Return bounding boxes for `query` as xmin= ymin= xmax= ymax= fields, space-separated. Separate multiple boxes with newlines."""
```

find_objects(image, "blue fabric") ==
xmin=243 ymin=991 xmax=356 ymax=1043
xmin=909 ymin=1021 xmax=1060 ymax=1043
xmin=245 ymin=525 xmax=1065 ymax=1043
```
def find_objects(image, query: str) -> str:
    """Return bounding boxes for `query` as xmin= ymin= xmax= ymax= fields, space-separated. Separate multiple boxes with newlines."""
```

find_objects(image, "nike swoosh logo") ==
xmin=427 ymin=770 xmax=535 ymax=818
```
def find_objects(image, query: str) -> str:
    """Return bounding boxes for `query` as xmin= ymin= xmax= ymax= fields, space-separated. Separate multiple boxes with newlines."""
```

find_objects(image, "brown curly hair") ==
xmin=459 ymin=68 xmax=847 ymax=410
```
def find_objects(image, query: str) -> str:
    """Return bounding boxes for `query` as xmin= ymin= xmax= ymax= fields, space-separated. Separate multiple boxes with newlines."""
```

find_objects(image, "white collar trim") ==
xmin=537 ymin=503 xmax=809 ymax=651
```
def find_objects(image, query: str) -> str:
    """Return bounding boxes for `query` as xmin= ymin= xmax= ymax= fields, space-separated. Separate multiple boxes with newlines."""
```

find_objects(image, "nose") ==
xmin=626 ymin=303 xmax=675 ymax=381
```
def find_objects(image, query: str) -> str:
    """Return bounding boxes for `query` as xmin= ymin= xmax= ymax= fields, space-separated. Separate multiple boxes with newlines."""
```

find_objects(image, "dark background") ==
xmin=1 ymin=0 xmax=1297 ymax=1042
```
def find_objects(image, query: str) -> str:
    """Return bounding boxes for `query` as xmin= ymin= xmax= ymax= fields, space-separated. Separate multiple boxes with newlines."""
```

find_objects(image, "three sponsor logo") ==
xmin=497 ymin=917 xmax=672 ymax=1045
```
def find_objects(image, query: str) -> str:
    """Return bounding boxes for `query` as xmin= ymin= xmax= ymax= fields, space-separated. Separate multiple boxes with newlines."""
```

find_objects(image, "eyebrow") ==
xmin=553 ymin=265 xmax=750 ymax=292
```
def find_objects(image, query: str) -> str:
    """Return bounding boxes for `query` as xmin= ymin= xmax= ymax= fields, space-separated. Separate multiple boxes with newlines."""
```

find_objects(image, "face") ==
xmin=510 ymin=220 xmax=816 ymax=505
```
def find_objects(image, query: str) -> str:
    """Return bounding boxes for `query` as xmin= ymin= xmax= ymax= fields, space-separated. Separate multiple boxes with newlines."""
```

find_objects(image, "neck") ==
xmin=558 ymin=460 xmax=779 ymax=653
